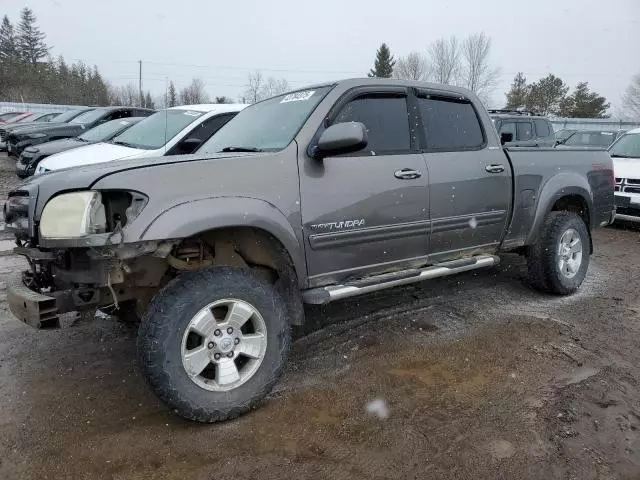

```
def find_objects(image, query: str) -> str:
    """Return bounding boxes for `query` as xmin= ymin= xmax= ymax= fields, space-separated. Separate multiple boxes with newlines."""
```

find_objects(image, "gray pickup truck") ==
xmin=4 ymin=79 xmax=615 ymax=423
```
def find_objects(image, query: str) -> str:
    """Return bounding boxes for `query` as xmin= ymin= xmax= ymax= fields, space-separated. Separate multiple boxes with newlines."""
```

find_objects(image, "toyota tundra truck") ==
xmin=3 ymin=79 xmax=615 ymax=423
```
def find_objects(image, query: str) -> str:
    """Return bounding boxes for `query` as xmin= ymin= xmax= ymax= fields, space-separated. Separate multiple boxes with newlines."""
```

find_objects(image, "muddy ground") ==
xmin=1 ymin=153 xmax=639 ymax=479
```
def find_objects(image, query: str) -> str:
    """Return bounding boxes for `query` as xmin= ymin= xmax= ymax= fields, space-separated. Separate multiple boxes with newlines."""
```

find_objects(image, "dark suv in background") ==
xmin=489 ymin=109 xmax=556 ymax=147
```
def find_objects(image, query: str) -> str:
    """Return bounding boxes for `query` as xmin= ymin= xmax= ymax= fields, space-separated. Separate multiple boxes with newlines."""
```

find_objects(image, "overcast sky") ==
xmin=4 ymin=0 xmax=640 ymax=113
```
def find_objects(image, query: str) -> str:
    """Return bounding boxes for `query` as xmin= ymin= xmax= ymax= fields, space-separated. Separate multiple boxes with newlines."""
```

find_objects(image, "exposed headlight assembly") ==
xmin=40 ymin=191 xmax=106 ymax=239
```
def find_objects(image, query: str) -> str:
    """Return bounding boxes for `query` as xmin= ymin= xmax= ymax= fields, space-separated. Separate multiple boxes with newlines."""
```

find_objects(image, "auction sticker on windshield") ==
xmin=281 ymin=90 xmax=315 ymax=103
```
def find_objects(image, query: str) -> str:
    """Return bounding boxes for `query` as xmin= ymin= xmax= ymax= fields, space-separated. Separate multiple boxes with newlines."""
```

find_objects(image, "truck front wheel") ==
xmin=527 ymin=211 xmax=590 ymax=295
xmin=137 ymin=267 xmax=291 ymax=422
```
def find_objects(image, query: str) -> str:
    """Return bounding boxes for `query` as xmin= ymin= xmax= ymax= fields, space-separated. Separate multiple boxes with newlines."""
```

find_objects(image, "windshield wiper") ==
xmin=218 ymin=146 xmax=263 ymax=153
xmin=609 ymin=154 xmax=632 ymax=158
xmin=112 ymin=140 xmax=138 ymax=148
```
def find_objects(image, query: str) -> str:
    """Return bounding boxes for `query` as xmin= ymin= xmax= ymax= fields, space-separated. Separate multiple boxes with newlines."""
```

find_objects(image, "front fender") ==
xmin=526 ymin=172 xmax=593 ymax=245
xmin=139 ymin=196 xmax=306 ymax=283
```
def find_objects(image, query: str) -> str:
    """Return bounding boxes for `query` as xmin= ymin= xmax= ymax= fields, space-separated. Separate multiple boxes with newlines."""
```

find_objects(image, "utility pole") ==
xmin=138 ymin=60 xmax=143 ymax=107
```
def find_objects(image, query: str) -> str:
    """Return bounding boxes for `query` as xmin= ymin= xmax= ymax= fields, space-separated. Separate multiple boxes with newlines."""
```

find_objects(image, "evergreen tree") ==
xmin=505 ymin=72 xmax=529 ymax=109
xmin=144 ymin=91 xmax=155 ymax=109
xmin=0 ymin=15 xmax=18 ymax=62
xmin=558 ymin=82 xmax=609 ymax=118
xmin=168 ymin=81 xmax=177 ymax=107
xmin=368 ymin=43 xmax=395 ymax=78
xmin=525 ymin=74 xmax=569 ymax=116
xmin=16 ymin=7 xmax=48 ymax=64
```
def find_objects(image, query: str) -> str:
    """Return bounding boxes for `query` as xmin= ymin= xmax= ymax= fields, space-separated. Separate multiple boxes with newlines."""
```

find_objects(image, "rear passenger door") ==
xmin=415 ymin=91 xmax=511 ymax=261
xmin=300 ymin=87 xmax=430 ymax=285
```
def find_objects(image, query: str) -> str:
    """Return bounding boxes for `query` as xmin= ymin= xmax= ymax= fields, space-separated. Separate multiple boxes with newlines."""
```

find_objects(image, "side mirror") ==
xmin=179 ymin=138 xmax=202 ymax=154
xmin=500 ymin=132 xmax=513 ymax=145
xmin=314 ymin=122 xmax=367 ymax=159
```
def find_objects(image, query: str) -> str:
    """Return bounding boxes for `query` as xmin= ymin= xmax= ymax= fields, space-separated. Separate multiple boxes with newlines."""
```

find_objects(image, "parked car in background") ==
xmin=18 ymin=112 xmax=62 ymax=123
xmin=35 ymin=104 xmax=246 ymax=174
xmin=16 ymin=117 xmax=145 ymax=178
xmin=0 ymin=108 xmax=94 ymax=151
xmin=489 ymin=109 xmax=556 ymax=147
xmin=556 ymin=130 xmax=625 ymax=149
xmin=5 ymin=79 xmax=614 ymax=423
xmin=0 ymin=111 xmax=26 ymax=125
xmin=610 ymin=128 xmax=640 ymax=222
xmin=0 ymin=112 xmax=34 ymax=126
xmin=5 ymin=106 xmax=154 ymax=157
xmin=554 ymin=129 xmax=577 ymax=143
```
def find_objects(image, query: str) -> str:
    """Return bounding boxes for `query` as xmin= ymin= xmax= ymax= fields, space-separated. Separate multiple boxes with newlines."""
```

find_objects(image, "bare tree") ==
xmin=244 ymin=70 xmax=263 ymax=104
xmin=460 ymin=32 xmax=500 ymax=102
xmin=428 ymin=36 xmax=460 ymax=85
xmin=109 ymin=83 xmax=139 ymax=106
xmin=243 ymin=71 xmax=290 ymax=103
xmin=260 ymin=77 xmax=290 ymax=99
xmin=622 ymin=74 xmax=640 ymax=119
xmin=179 ymin=78 xmax=209 ymax=105
xmin=393 ymin=52 xmax=429 ymax=81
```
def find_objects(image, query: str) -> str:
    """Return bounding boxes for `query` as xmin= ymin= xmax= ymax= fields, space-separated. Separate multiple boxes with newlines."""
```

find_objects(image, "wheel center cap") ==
xmin=218 ymin=337 xmax=233 ymax=352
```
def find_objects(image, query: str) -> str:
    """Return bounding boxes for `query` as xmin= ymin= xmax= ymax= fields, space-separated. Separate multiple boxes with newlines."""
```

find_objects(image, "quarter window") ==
xmin=418 ymin=96 xmax=484 ymax=150
xmin=534 ymin=119 xmax=551 ymax=137
xmin=333 ymin=95 xmax=410 ymax=153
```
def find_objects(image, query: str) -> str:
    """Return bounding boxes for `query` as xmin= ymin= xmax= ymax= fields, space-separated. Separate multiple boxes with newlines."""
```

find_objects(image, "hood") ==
xmin=11 ymin=123 xmax=84 ymax=139
xmin=39 ymin=142 xmax=150 ymax=171
xmin=22 ymin=151 xmax=264 ymax=217
xmin=26 ymin=137 xmax=86 ymax=156
xmin=612 ymin=157 xmax=640 ymax=179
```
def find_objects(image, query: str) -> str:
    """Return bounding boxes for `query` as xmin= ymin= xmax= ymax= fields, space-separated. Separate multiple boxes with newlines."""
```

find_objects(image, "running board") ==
xmin=302 ymin=255 xmax=500 ymax=305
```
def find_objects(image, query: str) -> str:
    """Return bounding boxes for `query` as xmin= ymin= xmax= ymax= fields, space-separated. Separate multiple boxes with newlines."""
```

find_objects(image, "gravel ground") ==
xmin=1 ymin=152 xmax=639 ymax=479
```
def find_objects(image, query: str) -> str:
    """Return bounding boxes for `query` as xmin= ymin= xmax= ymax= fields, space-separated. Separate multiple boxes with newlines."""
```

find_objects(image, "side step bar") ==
xmin=302 ymin=254 xmax=500 ymax=305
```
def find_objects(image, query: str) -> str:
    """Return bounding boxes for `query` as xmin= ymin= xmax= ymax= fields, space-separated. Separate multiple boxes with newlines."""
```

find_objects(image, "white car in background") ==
xmin=36 ymin=104 xmax=247 ymax=174
xmin=611 ymin=127 xmax=640 ymax=222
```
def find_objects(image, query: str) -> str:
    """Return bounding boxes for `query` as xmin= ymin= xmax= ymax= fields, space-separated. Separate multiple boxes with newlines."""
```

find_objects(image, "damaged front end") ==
xmin=4 ymin=186 xmax=175 ymax=329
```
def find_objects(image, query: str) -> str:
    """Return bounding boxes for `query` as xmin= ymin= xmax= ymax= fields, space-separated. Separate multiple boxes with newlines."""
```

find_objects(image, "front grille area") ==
xmin=0 ymin=129 xmax=7 ymax=142
xmin=616 ymin=178 xmax=640 ymax=194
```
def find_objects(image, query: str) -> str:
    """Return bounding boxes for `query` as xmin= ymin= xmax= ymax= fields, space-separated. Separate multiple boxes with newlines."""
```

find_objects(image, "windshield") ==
xmin=78 ymin=118 xmax=135 ymax=142
xmin=0 ymin=112 xmax=22 ymax=121
xmin=70 ymin=109 xmax=107 ymax=124
xmin=200 ymin=87 xmax=332 ymax=154
xmin=111 ymin=109 xmax=203 ymax=150
xmin=609 ymin=133 xmax=640 ymax=158
xmin=564 ymin=131 xmax=616 ymax=147
xmin=16 ymin=114 xmax=36 ymax=123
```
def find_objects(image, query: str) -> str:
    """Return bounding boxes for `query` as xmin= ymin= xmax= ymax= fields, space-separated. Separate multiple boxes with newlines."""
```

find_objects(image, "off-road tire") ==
xmin=527 ymin=211 xmax=590 ymax=295
xmin=137 ymin=267 xmax=291 ymax=423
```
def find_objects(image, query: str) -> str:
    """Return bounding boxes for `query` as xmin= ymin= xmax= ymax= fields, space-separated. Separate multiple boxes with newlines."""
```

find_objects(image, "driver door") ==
xmin=299 ymin=87 xmax=430 ymax=287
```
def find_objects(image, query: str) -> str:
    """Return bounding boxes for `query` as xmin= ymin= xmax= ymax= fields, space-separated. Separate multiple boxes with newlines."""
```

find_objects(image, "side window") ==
xmin=417 ymin=96 xmax=484 ymax=150
xmin=534 ymin=119 xmax=550 ymax=137
xmin=499 ymin=121 xmax=516 ymax=138
xmin=184 ymin=113 xmax=235 ymax=143
xmin=171 ymin=113 xmax=236 ymax=155
xmin=517 ymin=122 xmax=534 ymax=140
xmin=333 ymin=95 xmax=410 ymax=153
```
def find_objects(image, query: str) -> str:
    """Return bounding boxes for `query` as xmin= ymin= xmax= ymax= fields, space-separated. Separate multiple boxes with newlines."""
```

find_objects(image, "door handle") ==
xmin=485 ymin=164 xmax=505 ymax=173
xmin=394 ymin=168 xmax=422 ymax=180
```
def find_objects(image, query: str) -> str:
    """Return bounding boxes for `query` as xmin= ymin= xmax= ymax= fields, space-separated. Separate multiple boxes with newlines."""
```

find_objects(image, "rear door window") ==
xmin=333 ymin=95 xmax=410 ymax=153
xmin=417 ymin=96 xmax=484 ymax=150
xmin=517 ymin=121 xmax=534 ymax=140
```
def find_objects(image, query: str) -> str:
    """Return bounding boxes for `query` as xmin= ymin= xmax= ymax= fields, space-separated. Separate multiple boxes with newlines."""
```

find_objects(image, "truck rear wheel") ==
xmin=527 ymin=211 xmax=590 ymax=295
xmin=137 ymin=267 xmax=291 ymax=423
